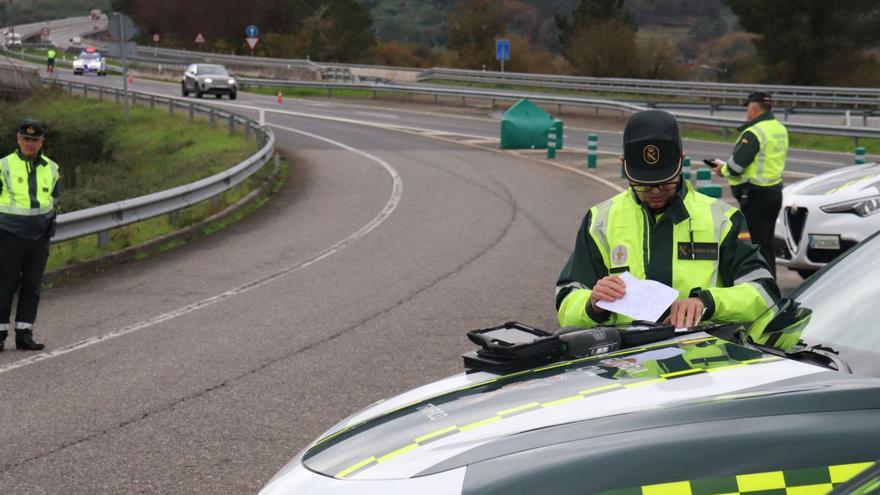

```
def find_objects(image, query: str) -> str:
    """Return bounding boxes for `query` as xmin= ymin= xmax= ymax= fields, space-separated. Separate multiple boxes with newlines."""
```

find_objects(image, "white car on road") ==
xmin=775 ymin=162 xmax=880 ymax=277
xmin=73 ymin=48 xmax=106 ymax=76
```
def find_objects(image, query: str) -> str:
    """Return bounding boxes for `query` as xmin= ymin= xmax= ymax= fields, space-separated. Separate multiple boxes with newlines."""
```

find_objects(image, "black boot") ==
xmin=15 ymin=329 xmax=45 ymax=351
xmin=0 ymin=331 xmax=6 ymax=352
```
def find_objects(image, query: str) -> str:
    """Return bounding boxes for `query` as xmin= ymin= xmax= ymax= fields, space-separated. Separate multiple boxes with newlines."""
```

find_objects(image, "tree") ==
xmin=563 ymin=20 xmax=638 ymax=77
xmin=446 ymin=0 xmax=506 ymax=69
xmin=556 ymin=0 xmax=635 ymax=61
xmin=723 ymin=0 xmax=880 ymax=85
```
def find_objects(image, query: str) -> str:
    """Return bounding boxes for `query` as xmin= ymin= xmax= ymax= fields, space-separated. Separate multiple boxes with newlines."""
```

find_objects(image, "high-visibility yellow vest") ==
xmin=0 ymin=152 xmax=59 ymax=216
xmin=728 ymin=118 xmax=788 ymax=187
xmin=47 ymin=49 xmax=57 ymax=60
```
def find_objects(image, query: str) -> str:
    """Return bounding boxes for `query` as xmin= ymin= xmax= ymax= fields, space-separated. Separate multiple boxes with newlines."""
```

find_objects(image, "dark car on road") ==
xmin=181 ymin=63 xmax=237 ymax=99
xmin=261 ymin=231 xmax=880 ymax=494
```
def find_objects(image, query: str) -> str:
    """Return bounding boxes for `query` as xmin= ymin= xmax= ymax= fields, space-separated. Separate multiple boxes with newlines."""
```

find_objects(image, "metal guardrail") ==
xmin=417 ymin=68 xmax=880 ymax=108
xmin=143 ymin=46 xmax=320 ymax=72
xmin=236 ymin=78 xmax=880 ymax=141
xmin=46 ymin=79 xmax=275 ymax=244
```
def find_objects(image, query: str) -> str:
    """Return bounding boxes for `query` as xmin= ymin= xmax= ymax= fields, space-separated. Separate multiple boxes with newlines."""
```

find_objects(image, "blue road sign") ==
xmin=245 ymin=25 xmax=259 ymax=38
xmin=495 ymin=38 xmax=510 ymax=61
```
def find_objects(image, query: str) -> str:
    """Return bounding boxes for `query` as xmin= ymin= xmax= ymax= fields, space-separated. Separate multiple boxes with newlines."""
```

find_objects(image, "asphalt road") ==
xmin=0 ymin=68 xmax=802 ymax=493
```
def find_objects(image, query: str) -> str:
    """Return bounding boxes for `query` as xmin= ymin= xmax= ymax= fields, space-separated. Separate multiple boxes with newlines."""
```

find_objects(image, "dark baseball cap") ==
xmin=18 ymin=119 xmax=45 ymax=138
xmin=623 ymin=110 xmax=683 ymax=184
xmin=743 ymin=91 xmax=773 ymax=106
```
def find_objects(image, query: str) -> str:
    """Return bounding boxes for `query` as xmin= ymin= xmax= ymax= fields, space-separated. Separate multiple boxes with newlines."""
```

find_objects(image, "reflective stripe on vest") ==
xmin=729 ymin=118 xmax=788 ymax=187
xmin=0 ymin=155 xmax=58 ymax=216
xmin=587 ymin=183 xmax=736 ymax=325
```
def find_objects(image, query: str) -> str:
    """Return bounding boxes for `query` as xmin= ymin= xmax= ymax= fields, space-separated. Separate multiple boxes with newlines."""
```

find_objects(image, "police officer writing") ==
xmin=0 ymin=120 xmax=60 ymax=351
xmin=556 ymin=110 xmax=780 ymax=330
xmin=707 ymin=91 xmax=788 ymax=277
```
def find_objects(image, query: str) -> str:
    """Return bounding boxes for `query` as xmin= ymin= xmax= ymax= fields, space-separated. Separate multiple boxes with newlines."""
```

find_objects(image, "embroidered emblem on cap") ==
xmin=612 ymin=245 xmax=628 ymax=265
xmin=26 ymin=126 xmax=36 ymax=135
xmin=643 ymin=144 xmax=660 ymax=165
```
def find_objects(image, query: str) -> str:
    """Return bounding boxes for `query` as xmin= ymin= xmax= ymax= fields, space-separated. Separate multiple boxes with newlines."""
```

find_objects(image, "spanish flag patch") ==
xmin=738 ymin=231 xmax=752 ymax=241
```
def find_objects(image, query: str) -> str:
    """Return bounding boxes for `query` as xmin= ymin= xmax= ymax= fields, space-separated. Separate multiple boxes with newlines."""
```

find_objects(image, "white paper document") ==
xmin=595 ymin=271 xmax=679 ymax=322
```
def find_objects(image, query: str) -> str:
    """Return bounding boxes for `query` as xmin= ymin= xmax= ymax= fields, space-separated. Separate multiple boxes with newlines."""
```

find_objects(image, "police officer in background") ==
xmin=47 ymin=47 xmax=57 ymax=74
xmin=708 ymin=91 xmax=788 ymax=277
xmin=556 ymin=110 xmax=779 ymax=330
xmin=0 ymin=119 xmax=61 ymax=351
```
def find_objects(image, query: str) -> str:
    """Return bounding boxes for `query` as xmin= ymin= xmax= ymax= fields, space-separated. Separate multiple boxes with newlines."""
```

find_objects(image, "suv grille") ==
xmin=786 ymin=207 xmax=808 ymax=245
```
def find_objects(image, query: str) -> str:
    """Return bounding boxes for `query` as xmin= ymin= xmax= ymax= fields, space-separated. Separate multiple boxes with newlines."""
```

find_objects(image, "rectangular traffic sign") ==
xmin=495 ymin=38 xmax=510 ymax=61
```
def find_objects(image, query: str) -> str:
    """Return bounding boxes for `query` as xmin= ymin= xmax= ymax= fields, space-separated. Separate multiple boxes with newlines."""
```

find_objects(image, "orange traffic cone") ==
xmin=277 ymin=91 xmax=283 ymax=104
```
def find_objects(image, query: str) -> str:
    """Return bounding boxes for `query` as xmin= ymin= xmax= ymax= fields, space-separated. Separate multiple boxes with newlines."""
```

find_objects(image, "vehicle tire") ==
xmin=181 ymin=83 xmax=189 ymax=97
xmin=195 ymin=89 xmax=203 ymax=99
xmin=229 ymin=91 xmax=237 ymax=100
xmin=215 ymin=93 xmax=222 ymax=99
xmin=796 ymin=269 xmax=816 ymax=280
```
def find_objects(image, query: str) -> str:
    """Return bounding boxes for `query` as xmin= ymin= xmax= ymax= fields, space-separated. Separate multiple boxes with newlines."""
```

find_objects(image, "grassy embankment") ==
xmin=0 ymin=88 xmax=279 ymax=274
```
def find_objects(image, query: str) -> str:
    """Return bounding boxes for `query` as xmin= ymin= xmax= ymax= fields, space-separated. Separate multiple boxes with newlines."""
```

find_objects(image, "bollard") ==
xmin=855 ymin=146 xmax=866 ymax=165
xmin=587 ymin=134 xmax=598 ymax=169
xmin=696 ymin=168 xmax=722 ymax=198
xmin=683 ymin=156 xmax=691 ymax=183
xmin=546 ymin=129 xmax=557 ymax=159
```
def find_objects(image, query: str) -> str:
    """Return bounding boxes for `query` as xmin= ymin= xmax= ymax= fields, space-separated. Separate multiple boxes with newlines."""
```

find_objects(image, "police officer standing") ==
xmin=557 ymin=110 xmax=779 ymax=329
xmin=0 ymin=120 xmax=60 ymax=351
xmin=708 ymin=91 xmax=788 ymax=277
xmin=46 ymin=47 xmax=57 ymax=74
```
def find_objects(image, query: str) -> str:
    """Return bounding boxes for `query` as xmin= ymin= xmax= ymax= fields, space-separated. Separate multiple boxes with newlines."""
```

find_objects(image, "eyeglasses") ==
xmin=630 ymin=180 xmax=679 ymax=193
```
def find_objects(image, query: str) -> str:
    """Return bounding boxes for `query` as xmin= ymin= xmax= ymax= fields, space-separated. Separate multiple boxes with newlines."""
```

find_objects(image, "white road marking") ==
xmin=356 ymin=111 xmax=399 ymax=119
xmin=0 ymin=124 xmax=403 ymax=376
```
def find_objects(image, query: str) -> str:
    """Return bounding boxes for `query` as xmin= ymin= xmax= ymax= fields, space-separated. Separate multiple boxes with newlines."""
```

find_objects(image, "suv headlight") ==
xmin=228 ymin=79 xmax=236 ymax=85
xmin=204 ymin=78 xmax=213 ymax=83
xmin=820 ymin=196 xmax=880 ymax=217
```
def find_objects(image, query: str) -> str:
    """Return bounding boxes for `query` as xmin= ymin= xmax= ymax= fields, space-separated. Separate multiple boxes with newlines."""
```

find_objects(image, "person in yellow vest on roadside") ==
xmin=708 ymin=91 xmax=788 ymax=277
xmin=556 ymin=110 xmax=780 ymax=330
xmin=47 ymin=48 xmax=57 ymax=74
xmin=0 ymin=120 xmax=61 ymax=351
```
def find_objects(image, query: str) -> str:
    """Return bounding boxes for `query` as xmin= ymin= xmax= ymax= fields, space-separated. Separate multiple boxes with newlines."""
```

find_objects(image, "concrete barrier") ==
xmin=0 ymin=62 xmax=41 ymax=95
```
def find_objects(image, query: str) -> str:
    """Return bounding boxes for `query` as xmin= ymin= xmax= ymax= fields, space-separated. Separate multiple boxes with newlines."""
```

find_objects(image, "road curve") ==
xmin=0 ymin=69 xmax=622 ymax=493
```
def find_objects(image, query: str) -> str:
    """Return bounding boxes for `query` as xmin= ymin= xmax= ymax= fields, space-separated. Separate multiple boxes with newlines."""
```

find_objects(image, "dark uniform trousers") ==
xmin=0 ymin=229 xmax=51 ymax=326
xmin=733 ymin=183 xmax=783 ymax=277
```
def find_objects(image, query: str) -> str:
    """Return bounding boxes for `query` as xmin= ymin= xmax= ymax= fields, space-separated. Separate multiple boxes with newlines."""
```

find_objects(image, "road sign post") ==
xmin=245 ymin=25 xmax=259 ymax=56
xmin=152 ymin=33 xmax=160 ymax=55
xmin=194 ymin=32 xmax=206 ymax=51
xmin=495 ymin=38 xmax=510 ymax=73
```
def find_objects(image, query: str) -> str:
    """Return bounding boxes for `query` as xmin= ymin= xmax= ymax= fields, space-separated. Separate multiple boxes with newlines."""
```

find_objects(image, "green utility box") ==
xmin=500 ymin=98 xmax=563 ymax=150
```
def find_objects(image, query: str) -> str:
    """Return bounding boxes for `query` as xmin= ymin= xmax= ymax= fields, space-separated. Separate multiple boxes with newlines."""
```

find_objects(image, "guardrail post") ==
xmin=98 ymin=86 xmax=103 ymax=101
xmin=557 ymin=103 xmax=562 ymax=116
xmin=167 ymin=99 xmax=174 ymax=116
xmin=83 ymin=85 xmax=88 ymax=98
xmin=854 ymin=146 xmax=866 ymax=165
xmin=150 ymin=95 xmax=155 ymax=109
xmin=114 ymin=88 xmax=119 ymax=103
xmin=587 ymin=134 xmax=598 ymax=169
xmin=546 ymin=129 xmax=557 ymax=159
xmin=434 ymin=94 xmax=438 ymax=104
xmin=245 ymin=122 xmax=252 ymax=141
xmin=863 ymin=111 xmax=869 ymax=127
xmin=210 ymin=109 xmax=216 ymax=128
xmin=168 ymin=210 xmax=179 ymax=227
xmin=462 ymin=96 xmax=466 ymax=106
xmin=189 ymin=103 xmax=195 ymax=124
xmin=696 ymin=168 xmax=722 ymax=198
xmin=97 ymin=230 xmax=110 ymax=248
xmin=228 ymin=116 xmax=235 ymax=136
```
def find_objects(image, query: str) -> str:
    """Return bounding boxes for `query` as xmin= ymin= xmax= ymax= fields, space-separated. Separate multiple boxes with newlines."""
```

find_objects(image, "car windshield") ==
xmin=79 ymin=53 xmax=101 ymax=60
xmin=197 ymin=65 xmax=228 ymax=75
xmin=752 ymin=231 xmax=880 ymax=377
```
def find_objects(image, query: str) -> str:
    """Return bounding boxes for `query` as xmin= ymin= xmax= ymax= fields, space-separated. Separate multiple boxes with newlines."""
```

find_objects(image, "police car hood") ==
xmin=296 ymin=335 xmax=856 ymax=481
xmin=786 ymin=162 xmax=880 ymax=200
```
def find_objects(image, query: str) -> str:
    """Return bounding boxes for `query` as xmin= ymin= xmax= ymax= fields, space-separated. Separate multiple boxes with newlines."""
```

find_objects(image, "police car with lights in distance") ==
xmin=260 ymin=232 xmax=880 ymax=495
xmin=72 ymin=47 xmax=106 ymax=76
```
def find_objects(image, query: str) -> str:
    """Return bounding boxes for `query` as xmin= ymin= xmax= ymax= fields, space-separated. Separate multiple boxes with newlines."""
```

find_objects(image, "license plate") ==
xmin=809 ymin=234 xmax=840 ymax=250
